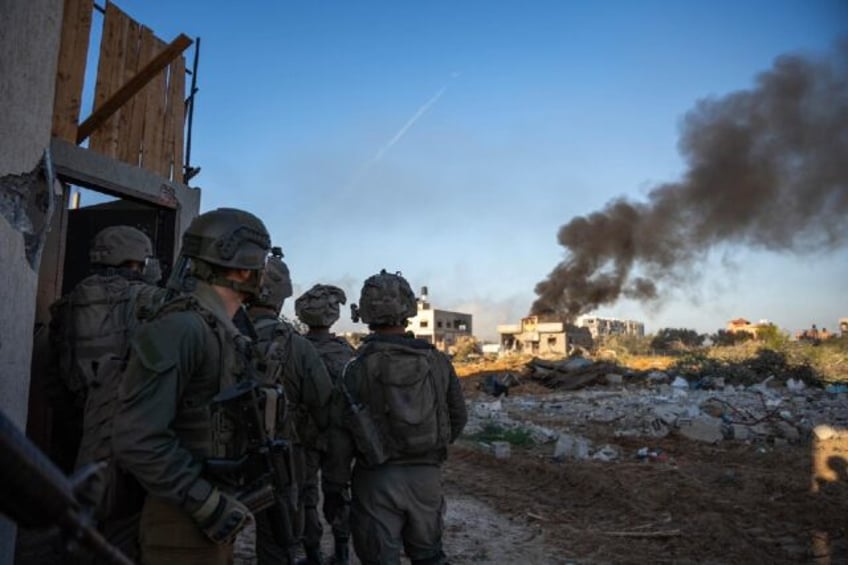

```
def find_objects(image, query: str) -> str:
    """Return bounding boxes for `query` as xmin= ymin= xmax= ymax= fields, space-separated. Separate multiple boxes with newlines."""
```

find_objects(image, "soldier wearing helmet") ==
xmin=295 ymin=284 xmax=355 ymax=565
xmin=112 ymin=208 xmax=271 ymax=565
xmin=45 ymin=225 xmax=167 ymax=558
xmin=324 ymin=270 xmax=467 ymax=565
xmin=248 ymin=251 xmax=335 ymax=565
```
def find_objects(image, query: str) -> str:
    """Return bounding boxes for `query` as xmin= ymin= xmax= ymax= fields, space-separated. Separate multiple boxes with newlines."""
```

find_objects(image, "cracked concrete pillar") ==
xmin=0 ymin=0 xmax=63 ymax=562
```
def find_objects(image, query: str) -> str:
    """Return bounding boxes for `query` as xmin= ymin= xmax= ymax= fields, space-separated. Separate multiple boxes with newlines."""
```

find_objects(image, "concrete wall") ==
xmin=0 ymin=0 xmax=63 ymax=562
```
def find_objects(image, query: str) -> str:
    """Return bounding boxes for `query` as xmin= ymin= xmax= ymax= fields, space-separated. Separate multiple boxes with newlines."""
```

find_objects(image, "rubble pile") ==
xmin=464 ymin=358 xmax=848 ymax=462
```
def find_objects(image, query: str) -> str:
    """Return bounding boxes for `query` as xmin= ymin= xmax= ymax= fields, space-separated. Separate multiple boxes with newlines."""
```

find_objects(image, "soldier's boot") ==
xmin=329 ymin=537 xmax=350 ymax=565
xmin=295 ymin=545 xmax=324 ymax=565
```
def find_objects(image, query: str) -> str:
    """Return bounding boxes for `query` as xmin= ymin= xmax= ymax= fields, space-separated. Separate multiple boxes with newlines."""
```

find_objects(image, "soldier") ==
xmin=45 ymin=225 xmax=166 ymax=560
xmin=324 ymin=270 xmax=467 ymax=565
xmin=46 ymin=226 xmax=165 ymax=467
xmin=295 ymin=284 xmax=356 ymax=565
xmin=249 ymin=252 xmax=335 ymax=565
xmin=112 ymin=208 xmax=271 ymax=565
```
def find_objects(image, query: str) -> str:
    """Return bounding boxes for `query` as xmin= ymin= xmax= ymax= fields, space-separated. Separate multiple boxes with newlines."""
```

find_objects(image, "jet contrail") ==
xmin=372 ymin=84 xmax=448 ymax=163
xmin=346 ymin=73 xmax=460 ymax=191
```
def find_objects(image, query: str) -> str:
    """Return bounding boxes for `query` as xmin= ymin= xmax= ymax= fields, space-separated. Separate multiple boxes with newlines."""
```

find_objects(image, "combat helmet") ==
xmin=352 ymin=269 xmax=417 ymax=326
xmin=295 ymin=284 xmax=347 ymax=327
xmin=89 ymin=225 xmax=153 ymax=267
xmin=256 ymin=247 xmax=293 ymax=312
xmin=181 ymin=208 xmax=271 ymax=297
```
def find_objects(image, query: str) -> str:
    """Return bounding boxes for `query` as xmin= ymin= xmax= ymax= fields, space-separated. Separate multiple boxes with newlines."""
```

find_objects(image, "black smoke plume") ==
xmin=532 ymin=42 xmax=848 ymax=321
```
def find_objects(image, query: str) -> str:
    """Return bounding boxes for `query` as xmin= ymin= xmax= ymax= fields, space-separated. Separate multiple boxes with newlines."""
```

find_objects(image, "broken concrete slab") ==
xmin=678 ymin=415 xmax=724 ymax=443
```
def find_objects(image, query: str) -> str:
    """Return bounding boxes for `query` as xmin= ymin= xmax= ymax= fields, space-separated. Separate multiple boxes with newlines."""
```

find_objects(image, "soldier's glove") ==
xmin=187 ymin=482 xmax=253 ymax=544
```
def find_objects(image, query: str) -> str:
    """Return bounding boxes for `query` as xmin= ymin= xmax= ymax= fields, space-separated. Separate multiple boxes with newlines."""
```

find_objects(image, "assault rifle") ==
xmin=207 ymin=379 xmax=298 ymax=558
xmin=0 ymin=409 xmax=133 ymax=565
xmin=338 ymin=359 xmax=387 ymax=467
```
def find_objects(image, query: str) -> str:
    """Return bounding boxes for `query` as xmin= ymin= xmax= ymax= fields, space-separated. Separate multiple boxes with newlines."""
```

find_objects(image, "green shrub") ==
xmin=469 ymin=423 xmax=535 ymax=446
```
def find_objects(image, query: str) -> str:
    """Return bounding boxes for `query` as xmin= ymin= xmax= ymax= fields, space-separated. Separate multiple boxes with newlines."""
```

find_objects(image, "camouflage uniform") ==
xmin=112 ymin=208 xmax=271 ymax=565
xmin=296 ymin=284 xmax=356 ymax=564
xmin=45 ymin=225 xmax=166 ymax=561
xmin=249 ymin=254 xmax=335 ymax=565
xmin=324 ymin=271 xmax=467 ymax=565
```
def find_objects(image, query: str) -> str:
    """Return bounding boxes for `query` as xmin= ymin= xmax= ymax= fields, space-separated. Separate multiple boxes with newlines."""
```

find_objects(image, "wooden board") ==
xmin=140 ymin=36 xmax=168 ymax=177
xmin=89 ymin=2 xmax=131 ymax=158
xmin=51 ymin=0 xmax=93 ymax=141
xmin=163 ymin=55 xmax=186 ymax=181
xmin=116 ymin=18 xmax=142 ymax=165
xmin=121 ymin=25 xmax=153 ymax=167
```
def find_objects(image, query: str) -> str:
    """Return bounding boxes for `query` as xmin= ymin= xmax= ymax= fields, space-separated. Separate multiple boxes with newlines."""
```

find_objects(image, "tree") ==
xmin=710 ymin=329 xmax=753 ymax=347
xmin=650 ymin=328 xmax=705 ymax=352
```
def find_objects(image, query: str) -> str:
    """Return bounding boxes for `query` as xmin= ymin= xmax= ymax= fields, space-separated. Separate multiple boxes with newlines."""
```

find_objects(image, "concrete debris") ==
xmin=492 ymin=441 xmax=511 ymax=459
xmin=677 ymin=415 xmax=724 ymax=443
xmin=466 ymin=364 xmax=847 ymax=463
xmin=591 ymin=444 xmax=619 ymax=461
xmin=605 ymin=373 xmax=624 ymax=385
xmin=553 ymin=434 xmax=591 ymax=461
xmin=786 ymin=378 xmax=806 ymax=392
xmin=647 ymin=371 xmax=669 ymax=382
xmin=671 ymin=376 xmax=689 ymax=389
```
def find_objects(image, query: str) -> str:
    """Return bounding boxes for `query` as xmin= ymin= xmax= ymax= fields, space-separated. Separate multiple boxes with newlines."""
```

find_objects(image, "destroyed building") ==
xmin=575 ymin=315 xmax=645 ymax=340
xmin=406 ymin=286 xmax=473 ymax=352
xmin=497 ymin=315 xmax=593 ymax=356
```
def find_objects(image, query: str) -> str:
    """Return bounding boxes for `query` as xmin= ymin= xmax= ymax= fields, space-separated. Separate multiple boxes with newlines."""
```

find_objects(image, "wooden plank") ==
xmin=140 ymin=36 xmax=168 ymax=177
xmin=116 ymin=18 xmax=142 ymax=165
xmin=51 ymin=0 xmax=93 ymax=141
xmin=77 ymin=32 xmax=193 ymax=144
xmin=89 ymin=2 xmax=127 ymax=157
xmin=163 ymin=56 xmax=185 ymax=181
xmin=123 ymin=26 xmax=155 ymax=168
xmin=172 ymin=56 xmax=186 ymax=183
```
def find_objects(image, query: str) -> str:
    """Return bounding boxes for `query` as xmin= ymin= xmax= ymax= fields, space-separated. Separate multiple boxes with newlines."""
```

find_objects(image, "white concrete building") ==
xmin=406 ymin=286 xmax=473 ymax=352
xmin=576 ymin=315 xmax=645 ymax=339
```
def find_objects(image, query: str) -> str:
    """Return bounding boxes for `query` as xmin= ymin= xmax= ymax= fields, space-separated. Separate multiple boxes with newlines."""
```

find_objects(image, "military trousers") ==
xmin=301 ymin=447 xmax=323 ymax=548
xmin=139 ymin=496 xmax=232 ymax=565
xmin=350 ymin=463 xmax=446 ymax=565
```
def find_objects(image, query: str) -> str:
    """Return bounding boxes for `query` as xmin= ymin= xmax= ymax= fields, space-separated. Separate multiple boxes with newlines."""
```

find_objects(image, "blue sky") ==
xmin=87 ymin=1 xmax=848 ymax=340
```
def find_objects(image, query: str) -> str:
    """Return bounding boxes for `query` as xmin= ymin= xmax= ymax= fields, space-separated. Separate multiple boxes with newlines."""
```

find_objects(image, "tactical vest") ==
xmin=49 ymin=274 xmax=160 ymax=467
xmin=155 ymin=295 xmax=253 ymax=460
xmin=355 ymin=338 xmax=452 ymax=462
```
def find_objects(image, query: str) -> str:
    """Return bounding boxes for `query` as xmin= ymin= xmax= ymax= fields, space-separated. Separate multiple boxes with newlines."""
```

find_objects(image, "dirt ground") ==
xmin=17 ymin=368 xmax=847 ymax=565
xmin=435 ymin=374 xmax=848 ymax=565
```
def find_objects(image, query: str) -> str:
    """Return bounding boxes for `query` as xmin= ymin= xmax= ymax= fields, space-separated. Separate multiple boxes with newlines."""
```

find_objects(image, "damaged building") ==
xmin=1 ymin=1 xmax=200 ymax=561
xmin=575 ymin=315 xmax=645 ymax=340
xmin=405 ymin=286 xmax=473 ymax=352
xmin=497 ymin=315 xmax=593 ymax=356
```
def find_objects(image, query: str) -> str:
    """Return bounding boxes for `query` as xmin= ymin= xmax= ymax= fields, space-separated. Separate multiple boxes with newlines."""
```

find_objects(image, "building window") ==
xmin=437 ymin=321 xmax=443 ymax=328
xmin=420 ymin=320 xmax=429 ymax=328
